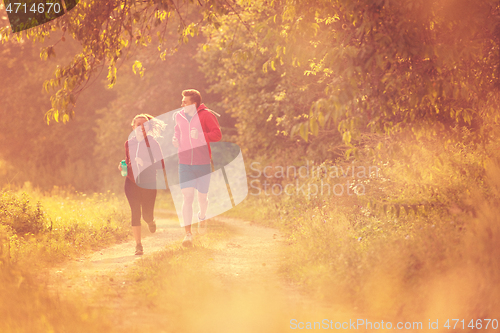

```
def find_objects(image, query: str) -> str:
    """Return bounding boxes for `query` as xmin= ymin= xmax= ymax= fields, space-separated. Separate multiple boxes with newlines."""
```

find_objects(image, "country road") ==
xmin=41 ymin=210 xmax=340 ymax=333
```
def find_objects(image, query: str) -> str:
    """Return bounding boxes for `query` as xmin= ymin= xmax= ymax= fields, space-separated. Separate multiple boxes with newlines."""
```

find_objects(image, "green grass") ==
xmin=0 ymin=184 xmax=132 ymax=333
xmin=225 ymin=139 xmax=500 ymax=322
xmin=0 ymin=186 xmax=130 ymax=267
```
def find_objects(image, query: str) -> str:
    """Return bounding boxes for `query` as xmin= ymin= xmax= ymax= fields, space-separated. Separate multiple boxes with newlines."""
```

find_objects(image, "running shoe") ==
xmin=198 ymin=212 xmax=207 ymax=235
xmin=182 ymin=233 xmax=193 ymax=247
xmin=135 ymin=243 xmax=144 ymax=255
xmin=146 ymin=220 xmax=156 ymax=233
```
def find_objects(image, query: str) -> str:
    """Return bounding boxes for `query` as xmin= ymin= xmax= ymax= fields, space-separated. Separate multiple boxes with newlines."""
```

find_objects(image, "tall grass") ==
xmin=0 ymin=184 xmax=130 ymax=266
xmin=0 ymin=184 xmax=130 ymax=332
xmin=235 ymin=136 xmax=500 ymax=323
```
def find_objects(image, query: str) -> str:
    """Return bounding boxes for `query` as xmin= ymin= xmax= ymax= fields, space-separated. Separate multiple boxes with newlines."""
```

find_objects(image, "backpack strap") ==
xmin=202 ymin=109 xmax=220 ymax=171
xmin=206 ymin=109 xmax=221 ymax=117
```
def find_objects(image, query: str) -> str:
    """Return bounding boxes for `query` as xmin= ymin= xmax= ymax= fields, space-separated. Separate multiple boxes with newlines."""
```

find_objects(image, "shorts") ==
xmin=179 ymin=164 xmax=212 ymax=193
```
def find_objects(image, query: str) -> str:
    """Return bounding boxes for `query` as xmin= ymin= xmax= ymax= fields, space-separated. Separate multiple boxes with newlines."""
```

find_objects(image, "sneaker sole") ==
xmin=147 ymin=222 xmax=156 ymax=233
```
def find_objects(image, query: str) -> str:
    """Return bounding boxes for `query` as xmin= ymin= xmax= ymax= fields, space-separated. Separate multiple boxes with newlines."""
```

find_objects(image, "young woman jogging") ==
xmin=119 ymin=114 xmax=165 ymax=255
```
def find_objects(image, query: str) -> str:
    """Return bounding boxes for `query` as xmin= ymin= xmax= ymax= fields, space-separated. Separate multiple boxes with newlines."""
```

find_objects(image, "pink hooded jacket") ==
xmin=174 ymin=103 xmax=222 ymax=165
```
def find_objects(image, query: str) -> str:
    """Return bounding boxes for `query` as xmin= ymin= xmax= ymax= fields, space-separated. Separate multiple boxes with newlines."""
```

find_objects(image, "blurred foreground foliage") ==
xmin=0 ymin=266 xmax=114 ymax=333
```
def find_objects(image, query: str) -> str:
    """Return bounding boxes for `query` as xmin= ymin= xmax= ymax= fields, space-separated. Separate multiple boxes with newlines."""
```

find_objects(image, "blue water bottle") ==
xmin=120 ymin=160 xmax=128 ymax=177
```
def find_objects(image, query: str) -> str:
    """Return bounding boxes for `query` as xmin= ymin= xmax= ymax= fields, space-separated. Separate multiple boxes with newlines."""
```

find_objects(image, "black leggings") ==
xmin=124 ymin=178 xmax=157 ymax=226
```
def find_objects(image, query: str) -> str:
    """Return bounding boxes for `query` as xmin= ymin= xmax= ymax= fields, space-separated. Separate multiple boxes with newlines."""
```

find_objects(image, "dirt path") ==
xmin=44 ymin=211 xmax=332 ymax=332
xmin=46 ymin=211 xmax=183 ymax=298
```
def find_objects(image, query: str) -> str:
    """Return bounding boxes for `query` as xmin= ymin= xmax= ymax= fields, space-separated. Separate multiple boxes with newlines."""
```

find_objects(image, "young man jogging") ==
xmin=172 ymin=89 xmax=221 ymax=246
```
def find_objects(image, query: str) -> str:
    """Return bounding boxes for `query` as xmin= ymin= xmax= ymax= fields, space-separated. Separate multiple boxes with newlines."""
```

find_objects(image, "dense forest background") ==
xmin=1 ymin=0 xmax=500 ymax=195
xmin=0 ymin=25 xmax=231 ymax=191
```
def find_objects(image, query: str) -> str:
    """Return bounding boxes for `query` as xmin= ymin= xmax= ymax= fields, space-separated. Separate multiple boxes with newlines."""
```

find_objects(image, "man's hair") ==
xmin=182 ymin=89 xmax=202 ymax=109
